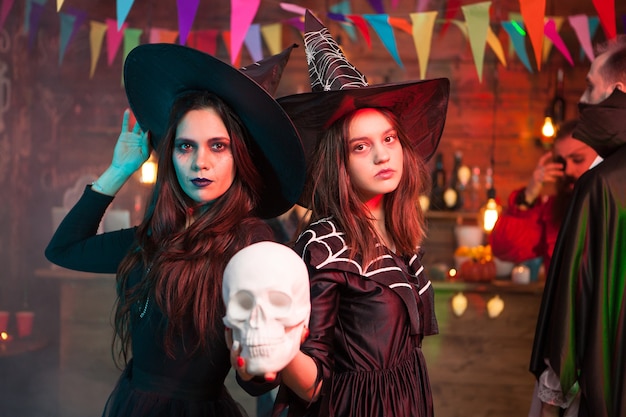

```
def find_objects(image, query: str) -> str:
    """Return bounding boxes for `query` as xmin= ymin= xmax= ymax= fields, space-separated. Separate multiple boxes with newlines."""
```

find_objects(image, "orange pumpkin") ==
xmin=459 ymin=259 xmax=496 ymax=282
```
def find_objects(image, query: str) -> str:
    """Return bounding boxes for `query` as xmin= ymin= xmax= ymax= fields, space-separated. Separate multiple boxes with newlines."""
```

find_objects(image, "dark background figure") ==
xmin=530 ymin=35 xmax=626 ymax=417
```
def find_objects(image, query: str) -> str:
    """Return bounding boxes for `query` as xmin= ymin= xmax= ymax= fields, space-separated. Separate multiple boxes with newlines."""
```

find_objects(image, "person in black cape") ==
xmin=529 ymin=35 xmax=626 ymax=417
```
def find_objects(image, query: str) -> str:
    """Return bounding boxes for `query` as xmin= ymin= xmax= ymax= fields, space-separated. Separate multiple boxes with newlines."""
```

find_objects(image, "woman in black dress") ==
xmin=45 ymin=43 xmax=305 ymax=417
xmin=233 ymin=10 xmax=450 ymax=417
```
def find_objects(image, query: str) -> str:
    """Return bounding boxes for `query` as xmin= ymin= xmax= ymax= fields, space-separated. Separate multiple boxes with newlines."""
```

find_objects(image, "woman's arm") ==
xmin=45 ymin=187 xmax=136 ymax=273
xmin=45 ymin=110 xmax=149 ymax=273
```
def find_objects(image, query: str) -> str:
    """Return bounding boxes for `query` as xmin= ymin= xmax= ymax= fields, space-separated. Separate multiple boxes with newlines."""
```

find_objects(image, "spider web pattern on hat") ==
xmin=305 ymin=17 xmax=368 ymax=92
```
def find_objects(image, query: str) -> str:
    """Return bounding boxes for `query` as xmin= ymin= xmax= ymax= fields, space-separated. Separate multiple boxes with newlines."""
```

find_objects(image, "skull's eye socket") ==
xmin=233 ymin=291 xmax=254 ymax=311
xmin=268 ymin=291 xmax=292 ymax=309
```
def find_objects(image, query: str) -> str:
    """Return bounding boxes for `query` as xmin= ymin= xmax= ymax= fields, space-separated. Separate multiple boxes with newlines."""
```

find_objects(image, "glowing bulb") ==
xmin=541 ymin=116 xmax=555 ymax=138
xmin=487 ymin=295 xmax=504 ymax=318
xmin=483 ymin=199 xmax=500 ymax=231
xmin=451 ymin=292 xmax=468 ymax=317
xmin=140 ymin=160 xmax=157 ymax=184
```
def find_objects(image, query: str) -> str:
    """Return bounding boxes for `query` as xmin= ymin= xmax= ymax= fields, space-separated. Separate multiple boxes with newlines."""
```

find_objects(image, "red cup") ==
xmin=15 ymin=311 xmax=34 ymax=338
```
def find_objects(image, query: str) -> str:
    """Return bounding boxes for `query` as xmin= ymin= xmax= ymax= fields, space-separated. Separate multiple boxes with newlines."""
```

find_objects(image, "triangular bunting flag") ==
xmin=244 ymin=23 xmax=263 ymax=63
xmin=440 ymin=0 xmax=461 ymax=37
xmin=502 ymin=20 xmax=533 ymax=72
xmin=389 ymin=16 xmax=413 ymax=35
xmin=260 ymin=23 xmax=282 ymax=55
xmin=544 ymin=18 xmax=573 ymax=66
xmin=366 ymin=0 xmax=384 ymax=14
xmin=519 ymin=0 xmax=546 ymax=71
xmin=410 ymin=11 xmax=437 ymax=79
xmin=230 ymin=0 xmax=260 ymax=65
xmin=347 ymin=14 xmax=372 ymax=49
xmin=363 ymin=14 xmax=403 ymax=68
xmin=56 ymin=0 xmax=62 ymax=11
xmin=106 ymin=18 xmax=126 ymax=66
xmin=177 ymin=0 xmax=200 ymax=45
xmin=27 ymin=0 xmax=46 ymax=50
xmin=462 ymin=1 xmax=491 ymax=83
xmin=116 ymin=0 xmax=134 ymax=30
xmin=222 ymin=31 xmax=241 ymax=68
xmin=569 ymin=14 xmax=595 ymax=62
xmin=330 ymin=1 xmax=357 ymax=42
xmin=121 ymin=27 xmax=142 ymax=85
xmin=0 ymin=0 xmax=15 ymax=30
xmin=58 ymin=12 xmax=76 ymax=65
xmin=542 ymin=16 xmax=563 ymax=63
xmin=187 ymin=29 xmax=218 ymax=55
xmin=149 ymin=28 xmax=178 ymax=44
xmin=89 ymin=20 xmax=107 ymax=78
xmin=592 ymin=0 xmax=616 ymax=40
xmin=487 ymin=26 xmax=507 ymax=67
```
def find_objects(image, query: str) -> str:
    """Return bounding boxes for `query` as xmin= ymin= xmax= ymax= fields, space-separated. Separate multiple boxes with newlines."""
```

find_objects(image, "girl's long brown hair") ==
xmin=305 ymin=107 xmax=430 ymax=266
xmin=112 ymin=91 xmax=269 ymax=367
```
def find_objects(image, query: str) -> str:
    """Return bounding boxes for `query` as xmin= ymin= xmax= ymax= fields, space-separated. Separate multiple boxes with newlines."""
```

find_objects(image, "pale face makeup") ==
xmin=580 ymin=52 xmax=617 ymax=105
xmin=173 ymin=108 xmax=236 ymax=204
xmin=346 ymin=108 xmax=404 ymax=202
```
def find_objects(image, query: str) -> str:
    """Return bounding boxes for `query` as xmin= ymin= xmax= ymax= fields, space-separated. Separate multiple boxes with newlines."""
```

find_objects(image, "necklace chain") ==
xmin=139 ymin=264 xmax=152 ymax=319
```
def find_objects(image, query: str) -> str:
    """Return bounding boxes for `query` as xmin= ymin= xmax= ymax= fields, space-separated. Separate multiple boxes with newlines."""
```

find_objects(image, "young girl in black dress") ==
xmin=232 ymin=10 xmax=450 ymax=417
xmin=45 ymin=43 xmax=305 ymax=417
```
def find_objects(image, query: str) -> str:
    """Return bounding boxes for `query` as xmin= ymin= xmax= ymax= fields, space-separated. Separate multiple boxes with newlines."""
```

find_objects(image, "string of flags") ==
xmin=1 ymin=0 xmax=622 ymax=83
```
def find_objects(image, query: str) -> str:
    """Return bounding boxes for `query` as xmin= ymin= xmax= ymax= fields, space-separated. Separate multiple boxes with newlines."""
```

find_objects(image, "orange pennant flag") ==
xmin=519 ymin=0 xmax=546 ymax=71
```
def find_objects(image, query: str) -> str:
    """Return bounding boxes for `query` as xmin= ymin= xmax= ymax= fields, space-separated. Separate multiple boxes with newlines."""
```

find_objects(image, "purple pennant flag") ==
xmin=283 ymin=16 xmax=304 ymax=33
xmin=244 ymin=23 xmax=263 ymax=63
xmin=327 ymin=12 xmax=347 ymax=22
xmin=366 ymin=0 xmax=384 ymax=14
xmin=64 ymin=7 xmax=86 ymax=46
xmin=623 ymin=15 xmax=626 ymax=34
xmin=177 ymin=0 xmax=200 ymax=45
xmin=27 ymin=0 xmax=46 ymax=50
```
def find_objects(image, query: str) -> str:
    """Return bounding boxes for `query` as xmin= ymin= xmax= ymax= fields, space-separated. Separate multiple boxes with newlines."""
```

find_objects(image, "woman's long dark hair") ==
xmin=306 ymin=107 xmax=430 ymax=266
xmin=112 ymin=91 xmax=268 ymax=367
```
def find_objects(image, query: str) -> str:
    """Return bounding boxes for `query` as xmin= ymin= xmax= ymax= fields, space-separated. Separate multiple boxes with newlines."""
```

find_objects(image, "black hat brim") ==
xmin=278 ymin=78 xmax=450 ymax=163
xmin=124 ymin=43 xmax=306 ymax=218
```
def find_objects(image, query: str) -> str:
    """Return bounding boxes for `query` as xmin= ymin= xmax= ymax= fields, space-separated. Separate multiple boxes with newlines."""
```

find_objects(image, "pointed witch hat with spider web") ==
xmin=278 ymin=9 xmax=450 ymax=163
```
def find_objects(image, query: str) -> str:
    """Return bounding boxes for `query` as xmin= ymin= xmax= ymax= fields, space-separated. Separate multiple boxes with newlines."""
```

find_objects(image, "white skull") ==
xmin=222 ymin=241 xmax=310 ymax=374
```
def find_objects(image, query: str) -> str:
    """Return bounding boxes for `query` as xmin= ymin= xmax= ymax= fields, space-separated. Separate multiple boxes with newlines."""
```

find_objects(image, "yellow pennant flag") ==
xmin=261 ymin=23 xmax=282 ymax=56
xmin=461 ymin=1 xmax=492 ymax=83
xmin=409 ymin=11 xmax=437 ymax=80
xmin=89 ymin=21 xmax=107 ymax=79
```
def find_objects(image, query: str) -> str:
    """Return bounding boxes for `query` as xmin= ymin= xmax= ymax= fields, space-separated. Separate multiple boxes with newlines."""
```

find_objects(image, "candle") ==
xmin=511 ymin=264 xmax=530 ymax=284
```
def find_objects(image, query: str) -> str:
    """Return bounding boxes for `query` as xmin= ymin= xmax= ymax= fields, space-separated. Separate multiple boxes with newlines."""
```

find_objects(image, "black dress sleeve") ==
xmin=45 ymin=185 xmax=137 ymax=274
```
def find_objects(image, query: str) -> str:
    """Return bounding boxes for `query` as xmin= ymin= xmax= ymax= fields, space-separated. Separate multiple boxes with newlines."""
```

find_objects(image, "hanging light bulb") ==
xmin=140 ymin=155 xmax=158 ymax=184
xmin=541 ymin=116 xmax=556 ymax=138
xmin=478 ymin=188 xmax=501 ymax=233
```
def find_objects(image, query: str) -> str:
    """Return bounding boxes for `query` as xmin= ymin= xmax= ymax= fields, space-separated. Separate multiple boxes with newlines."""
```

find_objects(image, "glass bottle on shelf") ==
xmin=444 ymin=151 xmax=470 ymax=211
xmin=430 ymin=153 xmax=447 ymax=211
xmin=467 ymin=166 xmax=482 ymax=212
xmin=551 ymin=68 xmax=566 ymax=127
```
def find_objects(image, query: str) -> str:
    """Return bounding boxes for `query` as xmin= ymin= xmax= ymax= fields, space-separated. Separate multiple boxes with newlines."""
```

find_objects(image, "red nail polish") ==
xmin=237 ymin=357 xmax=244 ymax=368
xmin=265 ymin=374 xmax=276 ymax=382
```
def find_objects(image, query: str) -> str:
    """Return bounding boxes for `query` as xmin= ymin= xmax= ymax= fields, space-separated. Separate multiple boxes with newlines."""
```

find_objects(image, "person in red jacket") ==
xmin=489 ymin=120 xmax=600 ymax=276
